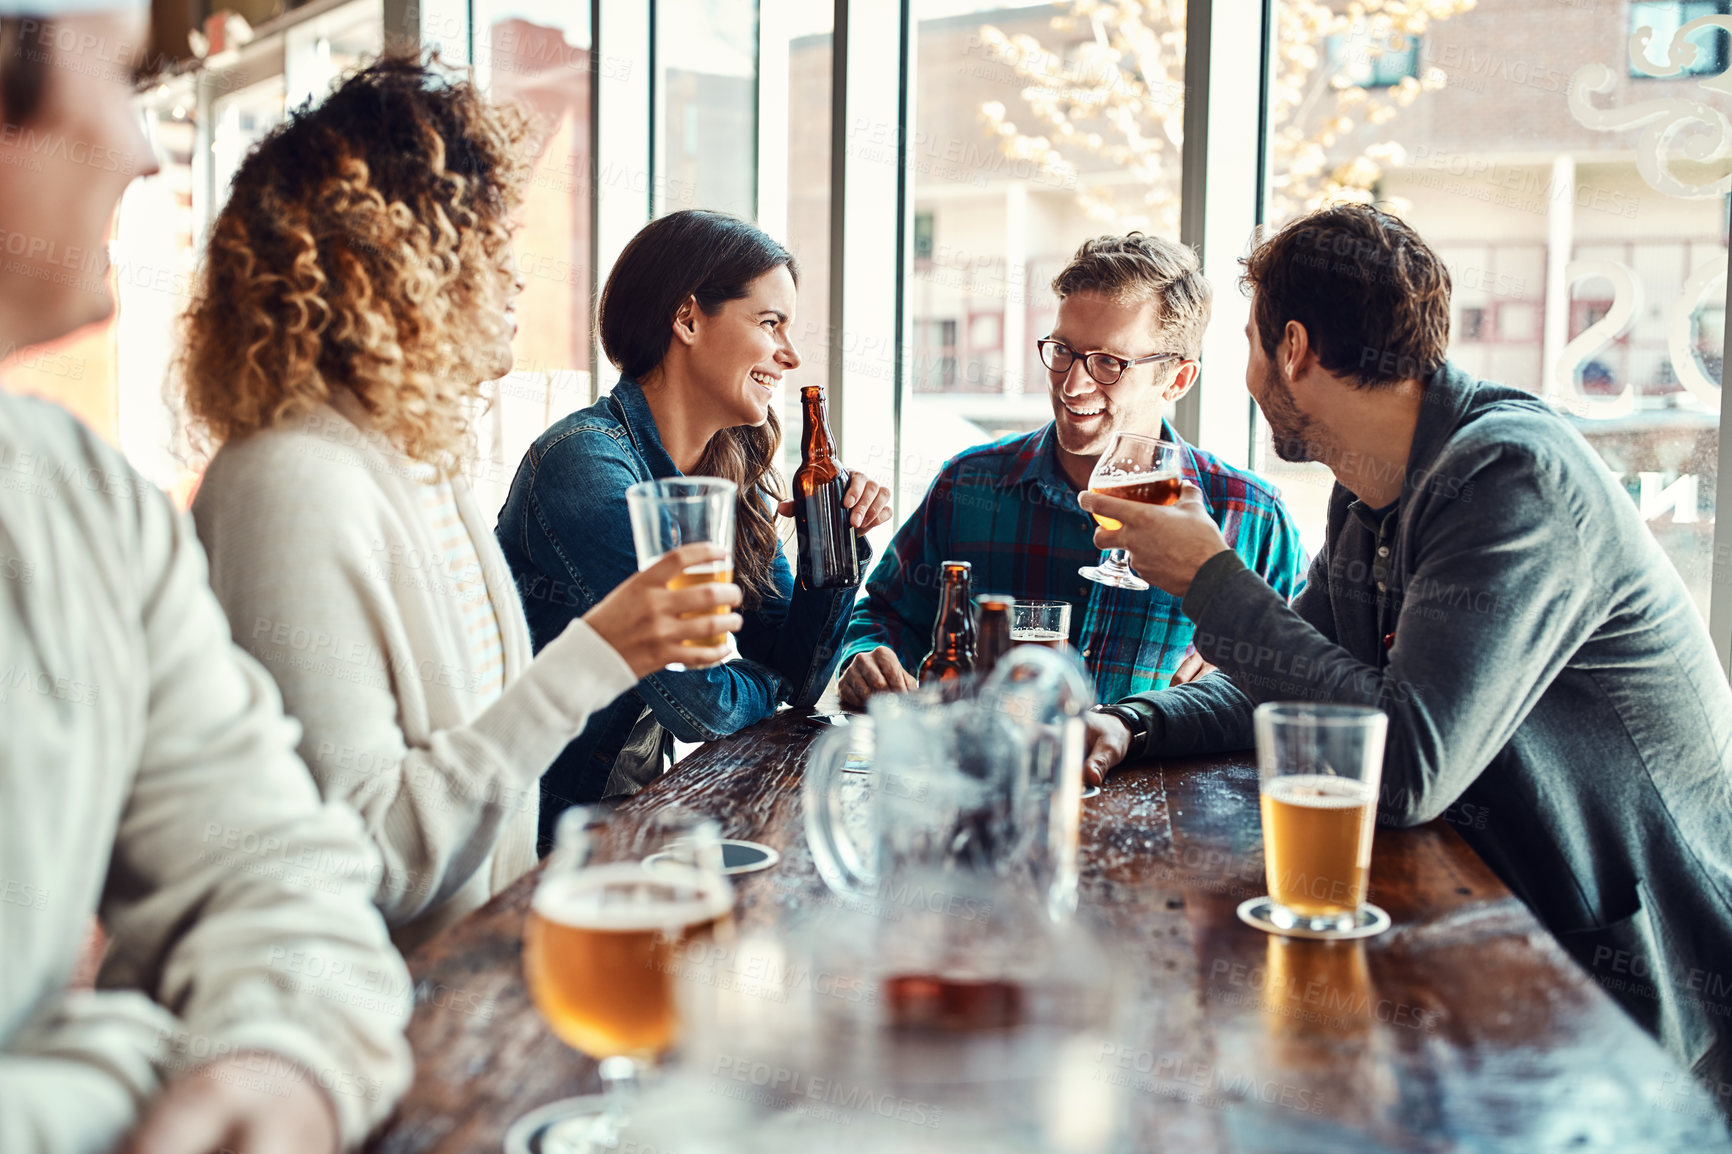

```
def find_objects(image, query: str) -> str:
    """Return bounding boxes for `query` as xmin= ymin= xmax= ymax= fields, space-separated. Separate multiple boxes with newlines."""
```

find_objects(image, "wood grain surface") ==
xmin=369 ymin=708 xmax=1731 ymax=1153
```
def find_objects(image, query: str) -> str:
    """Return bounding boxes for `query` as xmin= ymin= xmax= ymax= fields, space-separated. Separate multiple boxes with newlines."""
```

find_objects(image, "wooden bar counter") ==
xmin=370 ymin=708 xmax=1732 ymax=1152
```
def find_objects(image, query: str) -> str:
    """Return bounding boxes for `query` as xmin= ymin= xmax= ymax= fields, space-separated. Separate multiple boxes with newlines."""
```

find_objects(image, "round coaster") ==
xmin=1235 ymin=896 xmax=1392 ymax=941
xmin=502 ymin=1094 xmax=608 ymax=1154
xmin=644 ymin=839 xmax=780 ymax=877
xmin=1081 ymin=784 xmax=1102 ymax=799
xmin=718 ymin=838 xmax=780 ymax=875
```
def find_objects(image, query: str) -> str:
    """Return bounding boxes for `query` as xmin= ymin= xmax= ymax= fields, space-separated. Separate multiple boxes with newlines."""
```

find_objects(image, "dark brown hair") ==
xmin=179 ymin=54 xmax=531 ymax=472
xmin=599 ymin=209 xmax=797 ymax=609
xmin=1241 ymin=204 xmax=1451 ymax=389
xmin=1051 ymin=232 xmax=1212 ymax=360
xmin=0 ymin=18 xmax=48 ymax=126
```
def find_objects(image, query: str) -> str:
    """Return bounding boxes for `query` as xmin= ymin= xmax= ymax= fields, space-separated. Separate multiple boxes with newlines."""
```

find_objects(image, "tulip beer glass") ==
xmin=522 ymin=807 xmax=732 ymax=1151
xmin=1081 ymin=433 xmax=1181 ymax=591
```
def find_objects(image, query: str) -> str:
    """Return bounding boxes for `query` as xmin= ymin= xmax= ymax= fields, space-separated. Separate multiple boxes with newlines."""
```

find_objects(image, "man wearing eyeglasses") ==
xmin=838 ymin=234 xmax=1306 ymax=758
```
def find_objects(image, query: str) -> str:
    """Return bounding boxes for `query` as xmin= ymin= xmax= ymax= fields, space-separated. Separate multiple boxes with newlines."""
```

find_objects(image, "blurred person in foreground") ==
xmin=496 ymin=209 xmax=888 ymax=841
xmin=0 ymin=4 xmax=414 ymax=1152
xmin=182 ymin=59 xmax=743 ymax=950
xmin=837 ymin=234 xmax=1305 ymax=744
xmin=1081 ymin=204 xmax=1732 ymax=1086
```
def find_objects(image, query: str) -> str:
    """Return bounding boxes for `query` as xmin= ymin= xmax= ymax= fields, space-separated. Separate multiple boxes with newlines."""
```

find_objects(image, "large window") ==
xmin=1255 ymin=0 xmax=1727 ymax=622
xmin=903 ymin=0 xmax=1187 ymax=508
xmin=656 ymin=0 xmax=758 ymax=218
xmin=9 ymin=0 xmax=1731 ymax=669
xmin=472 ymin=0 xmax=596 ymax=516
xmin=767 ymin=4 xmax=835 ymax=493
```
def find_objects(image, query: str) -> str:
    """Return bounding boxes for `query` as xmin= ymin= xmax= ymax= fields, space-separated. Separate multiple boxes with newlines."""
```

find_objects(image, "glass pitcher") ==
xmin=803 ymin=646 xmax=1094 ymax=918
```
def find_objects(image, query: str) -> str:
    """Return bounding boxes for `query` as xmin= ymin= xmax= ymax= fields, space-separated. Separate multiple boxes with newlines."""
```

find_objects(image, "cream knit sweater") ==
xmin=192 ymin=393 xmax=636 ymax=950
xmin=0 ymin=393 xmax=410 ymax=1152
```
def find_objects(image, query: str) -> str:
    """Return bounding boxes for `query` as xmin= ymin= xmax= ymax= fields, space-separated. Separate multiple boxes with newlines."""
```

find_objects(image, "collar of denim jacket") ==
xmin=608 ymin=374 xmax=684 ymax=480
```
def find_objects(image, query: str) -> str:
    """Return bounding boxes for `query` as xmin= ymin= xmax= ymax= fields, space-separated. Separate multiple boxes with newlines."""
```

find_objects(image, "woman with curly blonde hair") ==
xmin=183 ymin=56 xmax=743 ymax=948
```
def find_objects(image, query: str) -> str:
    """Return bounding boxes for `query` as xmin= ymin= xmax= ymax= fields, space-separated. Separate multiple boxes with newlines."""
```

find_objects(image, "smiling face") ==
xmin=1047 ymin=291 xmax=1180 ymax=462
xmin=684 ymin=264 xmax=801 ymax=429
xmin=0 ymin=10 xmax=157 ymax=349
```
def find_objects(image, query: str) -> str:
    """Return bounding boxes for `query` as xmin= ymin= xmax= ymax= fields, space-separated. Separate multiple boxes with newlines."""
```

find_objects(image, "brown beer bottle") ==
xmin=973 ymin=595 xmax=1014 ymax=677
xmin=792 ymin=385 xmax=861 ymax=590
xmin=918 ymin=561 xmax=976 ymax=685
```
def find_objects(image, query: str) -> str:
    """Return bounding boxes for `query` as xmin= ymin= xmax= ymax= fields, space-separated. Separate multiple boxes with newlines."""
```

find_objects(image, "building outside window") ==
xmin=1256 ymin=0 xmax=1726 ymax=620
xmin=4 ymin=0 xmax=1731 ymax=661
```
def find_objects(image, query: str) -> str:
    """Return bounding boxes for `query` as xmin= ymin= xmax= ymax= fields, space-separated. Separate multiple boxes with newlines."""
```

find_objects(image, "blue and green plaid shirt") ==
xmin=840 ymin=421 xmax=1307 ymax=703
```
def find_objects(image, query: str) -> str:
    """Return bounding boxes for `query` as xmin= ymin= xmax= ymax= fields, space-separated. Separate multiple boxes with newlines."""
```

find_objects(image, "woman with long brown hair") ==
xmin=181 ymin=58 xmax=744 ymax=948
xmin=497 ymin=209 xmax=889 ymax=843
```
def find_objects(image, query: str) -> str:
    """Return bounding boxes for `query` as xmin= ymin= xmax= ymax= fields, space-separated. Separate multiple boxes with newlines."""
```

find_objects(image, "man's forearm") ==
xmin=1122 ymin=669 xmax=1257 ymax=758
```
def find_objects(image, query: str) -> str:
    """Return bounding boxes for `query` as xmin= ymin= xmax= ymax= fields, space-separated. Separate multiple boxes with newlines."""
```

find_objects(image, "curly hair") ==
xmin=178 ymin=54 xmax=532 ymax=472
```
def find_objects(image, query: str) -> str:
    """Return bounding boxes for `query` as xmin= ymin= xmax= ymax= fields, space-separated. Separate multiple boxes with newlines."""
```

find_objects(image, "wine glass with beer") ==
xmin=1238 ymin=703 xmax=1392 ymax=940
xmin=1080 ymin=432 xmax=1182 ymax=591
xmin=625 ymin=478 xmax=737 ymax=671
xmin=522 ymin=807 xmax=734 ymax=1152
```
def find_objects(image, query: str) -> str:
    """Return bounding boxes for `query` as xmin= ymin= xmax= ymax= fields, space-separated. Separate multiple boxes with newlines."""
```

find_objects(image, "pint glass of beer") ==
xmin=625 ymin=478 xmax=737 ymax=670
xmin=1247 ymin=703 xmax=1389 ymax=938
xmin=521 ymin=806 xmax=733 ymax=1149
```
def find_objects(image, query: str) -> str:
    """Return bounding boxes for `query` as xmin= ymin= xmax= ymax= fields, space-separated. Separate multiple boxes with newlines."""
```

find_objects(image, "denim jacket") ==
xmin=496 ymin=376 xmax=866 ymax=842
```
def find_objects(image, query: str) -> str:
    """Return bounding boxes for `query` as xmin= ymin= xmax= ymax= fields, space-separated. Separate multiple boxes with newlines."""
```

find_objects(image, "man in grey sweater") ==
xmin=0 ymin=1 xmax=412 ymax=1150
xmin=1080 ymin=204 xmax=1732 ymax=1087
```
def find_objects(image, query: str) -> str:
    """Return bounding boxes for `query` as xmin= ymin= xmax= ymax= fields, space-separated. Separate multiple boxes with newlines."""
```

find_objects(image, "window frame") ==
xmin=148 ymin=0 xmax=1732 ymax=676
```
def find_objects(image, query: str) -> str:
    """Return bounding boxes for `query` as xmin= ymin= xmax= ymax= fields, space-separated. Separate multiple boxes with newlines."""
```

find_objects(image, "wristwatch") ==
xmin=1090 ymin=702 xmax=1152 ymax=761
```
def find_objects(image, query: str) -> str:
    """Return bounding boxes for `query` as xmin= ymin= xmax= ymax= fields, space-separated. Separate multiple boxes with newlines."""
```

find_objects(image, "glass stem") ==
xmin=593 ymin=1055 xmax=638 ymax=1147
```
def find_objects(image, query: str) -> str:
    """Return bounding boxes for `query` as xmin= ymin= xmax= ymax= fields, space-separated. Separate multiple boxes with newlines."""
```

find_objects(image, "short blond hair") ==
xmin=1051 ymin=233 xmax=1212 ymax=360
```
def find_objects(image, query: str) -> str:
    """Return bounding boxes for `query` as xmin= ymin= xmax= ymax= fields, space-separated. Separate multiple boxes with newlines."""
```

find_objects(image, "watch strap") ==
xmin=1092 ymin=702 xmax=1152 ymax=761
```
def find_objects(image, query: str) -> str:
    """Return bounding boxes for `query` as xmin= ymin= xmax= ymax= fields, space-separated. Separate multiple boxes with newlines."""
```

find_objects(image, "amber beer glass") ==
xmin=1250 ymin=704 xmax=1389 ymax=936
xmin=521 ymin=807 xmax=733 ymax=1149
xmin=918 ymin=561 xmax=976 ymax=685
xmin=625 ymin=478 xmax=737 ymax=668
xmin=792 ymin=384 xmax=860 ymax=590
xmin=1080 ymin=432 xmax=1181 ymax=591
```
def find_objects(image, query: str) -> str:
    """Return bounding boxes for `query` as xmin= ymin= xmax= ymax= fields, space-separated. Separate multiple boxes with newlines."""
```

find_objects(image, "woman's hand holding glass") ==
xmin=583 ymin=544 xmax=744 ymax=677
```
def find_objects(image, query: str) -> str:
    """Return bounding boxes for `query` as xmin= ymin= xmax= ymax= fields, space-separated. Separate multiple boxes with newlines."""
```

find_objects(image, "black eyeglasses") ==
xmin=1036 ymin=338 xmax=1182 ymax=386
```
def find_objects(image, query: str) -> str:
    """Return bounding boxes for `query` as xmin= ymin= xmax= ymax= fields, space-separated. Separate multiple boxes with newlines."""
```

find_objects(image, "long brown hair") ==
xmin=178 ymin=54 xmax=531 ymax=472
xmin=598 ymin=210 xmax=794 ymax=609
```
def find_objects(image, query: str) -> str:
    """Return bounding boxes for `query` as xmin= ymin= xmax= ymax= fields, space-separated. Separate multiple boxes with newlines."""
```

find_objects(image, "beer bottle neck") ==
xmin=802 ymin=404 xmax=837 ymax=464
xmin=932 ymin=578 xmax=975 ymax=648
